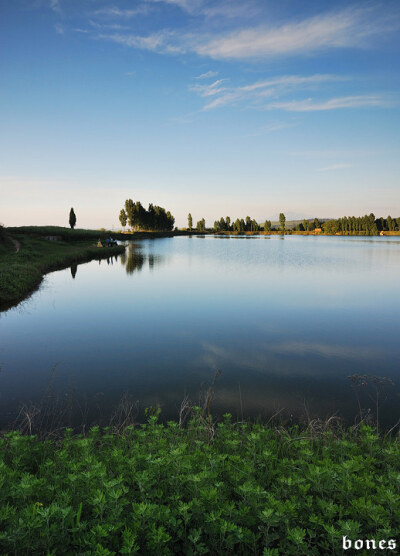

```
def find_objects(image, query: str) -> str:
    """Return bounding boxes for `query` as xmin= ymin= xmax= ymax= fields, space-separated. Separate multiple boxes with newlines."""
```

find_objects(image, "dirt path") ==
xmin=10 ymin=237 xmax=20 ymax=253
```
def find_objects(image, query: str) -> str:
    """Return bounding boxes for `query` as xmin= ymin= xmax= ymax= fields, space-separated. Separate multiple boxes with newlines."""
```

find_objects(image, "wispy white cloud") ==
xmin=191 ymin=78 xmax=227 ymax=96
xmin=49 ymin=0 xmax=61 ymax=14
xmin=201 ymin=1 xmax=260 ymax=20
xmin=97 ymin=30 xmax=186 ymax=54
xmin=317 ymin=163 xmax=353 ymax=172
xmin=93 ymin=5 xmax=399 ymax=62
xmin=146 ymin=0 xmax=204 ymax=14
xmin=191 ymin=73 xmax=344 ymax=111
xmin=194 ymin=70 xmax=219 ymax=79
xmin=268 ymin=95 xmax=391 ymax=111
xmin=146 ymin=0 xmax=258 ymax=19
xmin=55 ymin=23 xmax=64 ymax=35
xmin=192 ymin=7 xmax=397 ymax=59
xmin=89 ymin=19 xmax=130 ymax=31
xmin=93 ymin=5 xmax=149 ymax=19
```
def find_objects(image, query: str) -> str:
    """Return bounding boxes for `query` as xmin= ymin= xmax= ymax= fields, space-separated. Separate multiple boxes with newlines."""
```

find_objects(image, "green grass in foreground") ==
xmin=0 ymin=233 xmax=124 ymax=308
xmin=0 ymin=416 xmax=399 ymax=555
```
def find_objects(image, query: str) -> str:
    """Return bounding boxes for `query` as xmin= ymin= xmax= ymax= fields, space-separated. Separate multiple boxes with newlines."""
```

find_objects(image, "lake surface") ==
xmin=1 ymin=235 xmax=400 ymax=429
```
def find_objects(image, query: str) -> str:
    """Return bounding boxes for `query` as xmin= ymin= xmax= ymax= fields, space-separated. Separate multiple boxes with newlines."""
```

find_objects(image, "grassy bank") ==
xmin=0 ymin=417 xmax=399 ymax=554
xmin=5 ymin=226 xmax=177 ymax=241
xmin=0 ymin=230 xmax=124 ymax=309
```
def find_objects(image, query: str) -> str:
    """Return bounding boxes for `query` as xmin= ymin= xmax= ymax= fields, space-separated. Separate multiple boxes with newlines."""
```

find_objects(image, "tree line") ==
xmin=119 ymin=199 xmax=175 ymax=231
xmin=321 ymin=214 xmax=400 ymax=236
xmin=186 ymin=212 xmax=400 ymax=235
xmin=187 ymin=213 xmax=286 ymax=233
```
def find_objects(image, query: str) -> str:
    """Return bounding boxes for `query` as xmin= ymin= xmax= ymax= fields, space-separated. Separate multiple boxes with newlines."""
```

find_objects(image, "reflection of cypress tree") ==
xmin=70 ymin=263 xmax=77 ymax=279
xmin=148 ymin=254 xmax=155 ymax=269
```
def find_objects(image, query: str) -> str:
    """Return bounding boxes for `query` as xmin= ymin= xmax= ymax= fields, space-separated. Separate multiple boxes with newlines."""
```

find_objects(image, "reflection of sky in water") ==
xmin=1 ymin=236 xmax=400 ymax=427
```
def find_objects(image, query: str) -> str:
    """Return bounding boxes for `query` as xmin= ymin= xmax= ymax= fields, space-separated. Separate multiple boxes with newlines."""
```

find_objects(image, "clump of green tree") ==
xmin=321 ymin=214 xmax=400 ymax=236
xmin=295 ymin=218 xmax=321 ymax=232
xmin=196 ymin=218 xmax=206 ymax=232
xmin=119 ymin=199 xmax=175 ymax=231
xmin=263 ymin=220 xmax=272 ymax=232
xmin=211 ymin=216 xmax=259 ymax=232
xmin=375 ymin=215 xmax=400 ymax=232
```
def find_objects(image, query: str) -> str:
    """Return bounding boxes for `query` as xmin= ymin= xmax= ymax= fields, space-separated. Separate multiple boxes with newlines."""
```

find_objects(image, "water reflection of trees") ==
xmin=120 ymin=244 xmax=163 ymax=275
xmin=71 ymin=255 xmax=120 ymax=278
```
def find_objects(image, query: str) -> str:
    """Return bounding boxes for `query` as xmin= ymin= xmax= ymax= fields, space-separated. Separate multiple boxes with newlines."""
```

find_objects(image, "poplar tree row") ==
xmin=322 ymin=214 xmax=400 ymax=235
xmin=119 ymin=199 xmax=175 ymax=231
xmin=187 ymin=214 xmax=280 ymax=233
xmin=187 ymin=212 xmax=400 ymax=235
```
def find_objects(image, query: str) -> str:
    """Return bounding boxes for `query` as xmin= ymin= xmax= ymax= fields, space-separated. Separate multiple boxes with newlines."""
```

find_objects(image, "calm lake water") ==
xmin=1 ymin=235 xmax=400 ymax=429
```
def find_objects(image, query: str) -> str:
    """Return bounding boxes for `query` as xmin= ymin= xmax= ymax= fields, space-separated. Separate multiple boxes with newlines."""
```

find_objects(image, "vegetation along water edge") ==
xmin=0 ymin=226 xmax=125 ymax=310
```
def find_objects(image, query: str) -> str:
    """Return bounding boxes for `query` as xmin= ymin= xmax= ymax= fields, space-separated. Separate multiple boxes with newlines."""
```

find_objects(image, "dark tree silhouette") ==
xmin=69 ymin=208 xmax=76 ymax=229
xmin=120 ymin=199 xmax=174 ymax=231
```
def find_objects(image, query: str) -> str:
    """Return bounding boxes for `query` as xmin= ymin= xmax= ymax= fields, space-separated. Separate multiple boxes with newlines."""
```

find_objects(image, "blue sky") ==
xmin=1 ymin=0 xmax=399 ymax=228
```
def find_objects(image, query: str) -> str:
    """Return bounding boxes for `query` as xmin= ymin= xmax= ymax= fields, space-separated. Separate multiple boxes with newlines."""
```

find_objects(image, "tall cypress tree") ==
xmin=69 ymin=208 xmax=76 ymax=229
xmin=279 ymin=213 xmax=286 ymax=233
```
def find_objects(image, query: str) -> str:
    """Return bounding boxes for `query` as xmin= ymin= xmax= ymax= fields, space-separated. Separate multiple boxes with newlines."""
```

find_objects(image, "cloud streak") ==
xmin=49 ymin=0 xmax=62 ymax=14
xmin=97 ymin=30 xmax=184 ymax=53
xmin=268 ymin=95 xmax=391 ymax=112
xmin=194 ymin=70 xmax=219 ymax=79
xmin=93 ymin=5 xmax=150 ymax=19
xmin=193 ymin=9 xmax=377 ymax=59
xmin=93 ymin=5 xmax=398 ymax=60
xmin=147 ymin=0 xmax=204 ymax=13
xmin=191 ymin=74 xmax=345 ymax=111
xmin=195 ymin=6 xmax=399 ymax=59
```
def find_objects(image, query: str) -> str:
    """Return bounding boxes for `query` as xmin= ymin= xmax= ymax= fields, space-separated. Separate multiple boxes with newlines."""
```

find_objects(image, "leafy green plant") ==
xmin=0 ymin=418 xmax=399 ymax=554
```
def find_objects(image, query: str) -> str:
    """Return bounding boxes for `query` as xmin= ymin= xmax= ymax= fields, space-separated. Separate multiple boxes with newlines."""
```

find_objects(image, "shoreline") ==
xmin=2 ymin=226 xmax=399 ymax=310
xmin=0 ymin=233 xmax=125 ymax=311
